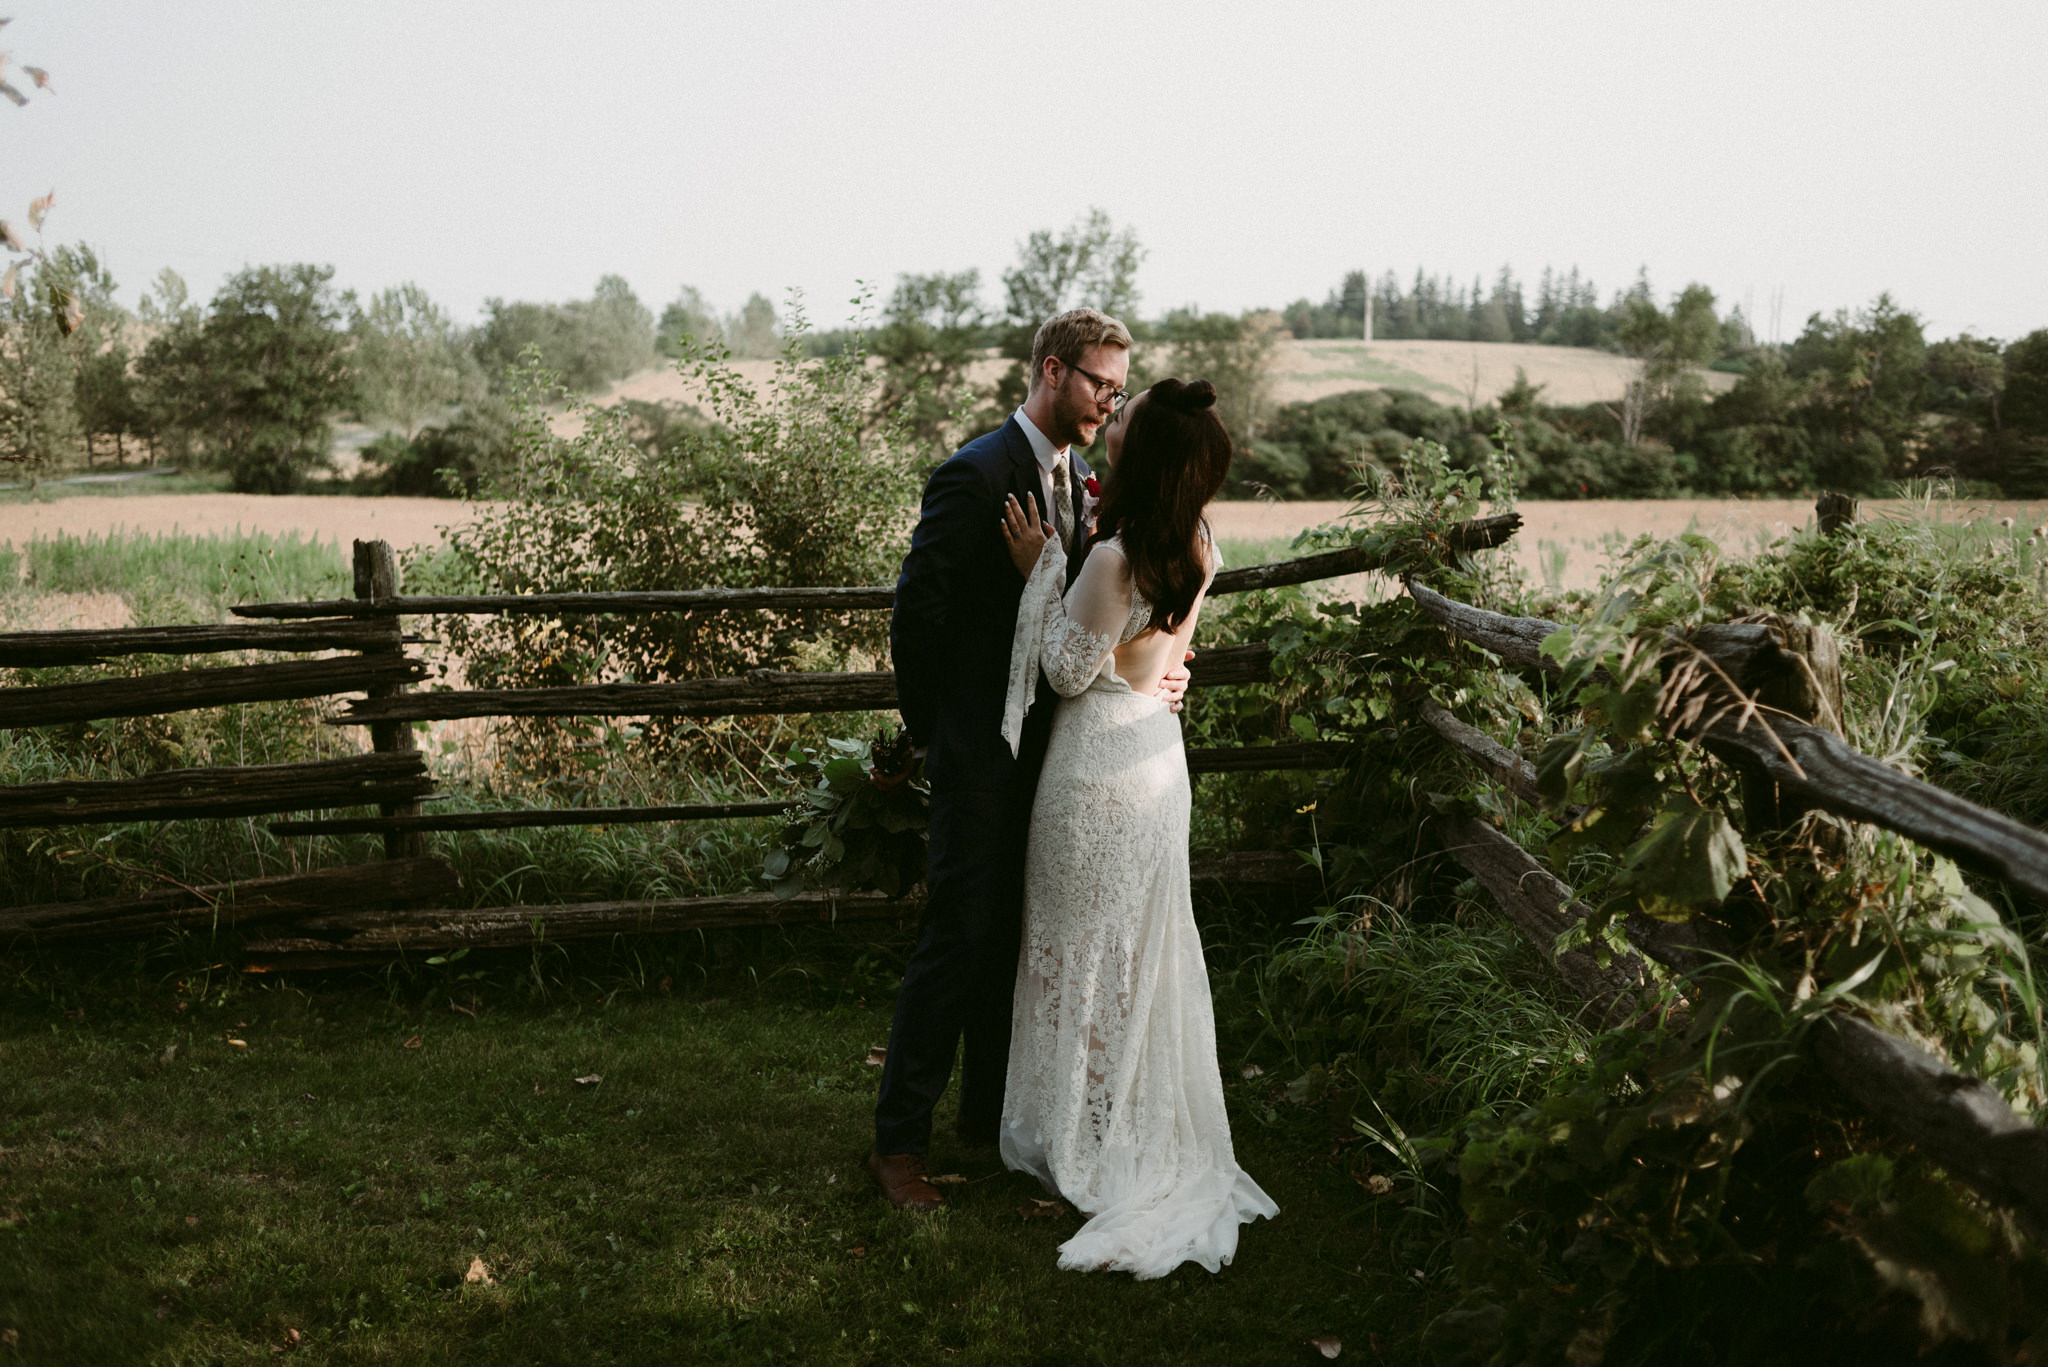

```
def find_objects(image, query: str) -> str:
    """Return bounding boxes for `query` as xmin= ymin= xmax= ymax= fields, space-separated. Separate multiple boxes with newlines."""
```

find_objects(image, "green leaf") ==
xmin=821 ymin=755 xmax=867 ymax=788
xmin=1535 ymin=732 xmax=1590 ymax=807
xmin=762 ymin=849 xmax=791 ymax=879
xmin=1288 ymin=713 xmax=1319 ymax=741
xmin=1622 ymin=799 xmax=1745 ymax=921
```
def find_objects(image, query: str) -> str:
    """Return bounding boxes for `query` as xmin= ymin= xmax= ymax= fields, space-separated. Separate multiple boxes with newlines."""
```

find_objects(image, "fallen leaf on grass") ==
xmin=864 ymin=1046 xmax=887 ymax=1067
xmin=850 ymin=1244 xmax=866 ymax=1258
xmin=184 ymin=1215 xmax=199 ymax=1227
xmin=927 ymin=1173 xmax=967 ymax=1186
xmin=573 ymin=1074 xmax=603 ymax=1087
xmin=1019 ymin=1198 xmax=1069 ymax=1221
xmin=463 ymin=1257 xmax=495 ymax=1285
xmin=1 ymin=1327 xmax=16 ymax=1346
xmin=1365 ymin=1175 xmax=1394 ymax=1195
xmin=1241 ymin=1063 xmax=1265 ymax=1079
xmin=401 ymin=1035 xmax=423 ymax=1050
xmin=226 ymin=1039 xmax=248 ymax=1049
xmin=1308 ymin=1334 xmax=1342 ymax=1359
xmin=282 ymin=1326 xmax=303 ymax=1348
xmin=158 ymin=1045 xmax=178 ymax=1065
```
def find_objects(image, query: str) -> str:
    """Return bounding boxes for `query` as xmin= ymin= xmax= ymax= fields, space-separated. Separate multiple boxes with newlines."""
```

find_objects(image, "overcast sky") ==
xmin=12 ymin=0 xmax=2044 ymax=343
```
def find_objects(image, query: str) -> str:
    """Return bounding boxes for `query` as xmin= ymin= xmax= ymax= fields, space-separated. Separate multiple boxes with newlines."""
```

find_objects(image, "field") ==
xmin=6 ymin=492 xmax=2043 ymax=631
xmin=573 ymin=336 xmax=1737 ymax=427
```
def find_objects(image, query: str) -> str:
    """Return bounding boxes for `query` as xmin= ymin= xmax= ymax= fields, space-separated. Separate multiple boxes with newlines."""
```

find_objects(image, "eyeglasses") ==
xmin=1060 ymin=359 xmax=1130 ymax=412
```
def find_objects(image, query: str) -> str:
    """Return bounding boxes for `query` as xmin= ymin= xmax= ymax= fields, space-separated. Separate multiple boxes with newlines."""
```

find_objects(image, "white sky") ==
xmin=11 ymin=0 xmax=2045 ymax=343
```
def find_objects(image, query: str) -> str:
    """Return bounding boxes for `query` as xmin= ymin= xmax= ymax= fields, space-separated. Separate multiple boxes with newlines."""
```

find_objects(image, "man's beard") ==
xmin=1052 ymin=393 xmax=1099 ymax=450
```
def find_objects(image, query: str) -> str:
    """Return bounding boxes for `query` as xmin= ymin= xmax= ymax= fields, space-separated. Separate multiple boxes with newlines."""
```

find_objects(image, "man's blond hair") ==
xmin=1028 ymin=308 xmax=1133 ymax=391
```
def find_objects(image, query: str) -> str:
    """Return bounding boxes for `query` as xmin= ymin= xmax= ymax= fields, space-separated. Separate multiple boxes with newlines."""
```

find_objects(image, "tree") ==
xmin=45 ymin=244 xmax=141 ymax=464
xmin=1924 ymin=334 xmax=2005 ymax=430
xmin=657 ymin=286 xmax=721 ymax=358
xmin=872 ymin=269 xmax=987 ymax=448
xmin=992 ymin=208 xmax=1144 ymax=410
xmin=726 ymin=292 xmax=779 ymax=359
xmin=138 ymin=263 xmax=351 ymax=493
xmin=1157 ymin=308 xmax=1280 ymax=443
xmin=1614 ymin=282 xmax=1719 ymax=445
xmin=0 ymin=260 xmax=81 ymax=472
xmin=1787 ymin=293 xmax=1927 ymax=484
xmin=1999 ymin=331 xmax=2048 ymax=435
xmin=350 ymin=282 xmax=479 ymax=438
xmin=571 ymin=274 xmax=656 ymax=380
xmin=474 ymin=276 xmax=656 ymax=393
xmin=1001 ymin=207 xmax=1143 ymax=328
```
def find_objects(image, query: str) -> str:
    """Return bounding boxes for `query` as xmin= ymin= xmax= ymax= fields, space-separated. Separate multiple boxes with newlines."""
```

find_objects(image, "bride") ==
xmin=993 ymin=376 xmax=1278 ymax=1279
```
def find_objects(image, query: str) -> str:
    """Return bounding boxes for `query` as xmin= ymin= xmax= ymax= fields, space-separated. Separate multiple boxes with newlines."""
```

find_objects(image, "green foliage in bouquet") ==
xmin=761 ymin=729 xmax=928 ymax=900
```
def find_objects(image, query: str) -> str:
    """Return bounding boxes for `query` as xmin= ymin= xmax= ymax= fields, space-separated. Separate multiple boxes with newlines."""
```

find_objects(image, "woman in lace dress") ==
xmin=993 ymin=377 xmax=1278 ymax=1279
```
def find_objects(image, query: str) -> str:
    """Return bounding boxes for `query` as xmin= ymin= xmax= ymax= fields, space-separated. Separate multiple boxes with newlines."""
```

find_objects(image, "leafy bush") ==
xmin=364 ymin=397 xmax=519 ymax=497
xmin=411 ymin=314 xmax=921 ymax=766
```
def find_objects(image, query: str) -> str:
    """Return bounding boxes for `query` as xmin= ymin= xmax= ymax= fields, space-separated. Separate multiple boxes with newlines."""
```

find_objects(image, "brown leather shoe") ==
xmin=867 ymin=1151 xmax=945 ymax=1211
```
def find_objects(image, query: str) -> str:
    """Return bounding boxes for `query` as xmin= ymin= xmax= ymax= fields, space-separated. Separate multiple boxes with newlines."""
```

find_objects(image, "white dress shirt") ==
xmin=1013 ymin=406 xmax=1067 ymax=532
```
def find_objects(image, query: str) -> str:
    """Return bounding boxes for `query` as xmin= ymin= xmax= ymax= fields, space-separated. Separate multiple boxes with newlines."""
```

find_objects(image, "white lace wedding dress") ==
xmin=996 ymin=531 xmax=1278 ymax=1279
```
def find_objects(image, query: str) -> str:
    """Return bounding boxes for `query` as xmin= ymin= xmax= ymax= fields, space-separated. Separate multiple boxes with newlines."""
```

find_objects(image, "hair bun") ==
xmin=1159 ymin=378 xmax=1217 ymax=413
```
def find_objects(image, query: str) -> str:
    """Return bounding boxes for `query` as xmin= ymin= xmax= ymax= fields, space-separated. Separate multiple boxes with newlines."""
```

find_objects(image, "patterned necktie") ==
xmin=1052 ymin=454 xmax=1075 ymax=546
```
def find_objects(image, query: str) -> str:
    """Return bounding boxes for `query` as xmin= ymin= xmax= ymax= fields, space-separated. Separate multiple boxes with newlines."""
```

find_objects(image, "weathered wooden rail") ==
xmin=1 ymin=519 xmax=1486 ymax=954
xmin=1405 ymin=563 xmax=2048 ymax=1241
xmin=1405 ymin=578 xmax=2048 ymax=903
xmin=224 ymin=514 xmax=1525 ymax=621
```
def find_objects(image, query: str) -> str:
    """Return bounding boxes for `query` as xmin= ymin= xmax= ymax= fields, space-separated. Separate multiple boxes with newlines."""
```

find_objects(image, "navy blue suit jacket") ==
xmin=891 ymin=416 xmax=1093 ymax=793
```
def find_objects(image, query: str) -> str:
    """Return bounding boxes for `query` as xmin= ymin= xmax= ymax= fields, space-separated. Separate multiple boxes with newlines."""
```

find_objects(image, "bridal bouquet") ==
xmin=760 ymin=728 xmax=929 ymax=899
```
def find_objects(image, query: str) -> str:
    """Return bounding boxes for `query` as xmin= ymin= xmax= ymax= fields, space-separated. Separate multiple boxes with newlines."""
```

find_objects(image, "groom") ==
xmin=871 ymin=308 xmax=1188 ymax=1210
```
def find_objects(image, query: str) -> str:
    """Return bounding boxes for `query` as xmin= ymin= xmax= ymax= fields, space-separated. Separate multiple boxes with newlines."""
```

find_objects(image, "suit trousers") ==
xmin=873 ymin=776 xmax=1038 ymax=1155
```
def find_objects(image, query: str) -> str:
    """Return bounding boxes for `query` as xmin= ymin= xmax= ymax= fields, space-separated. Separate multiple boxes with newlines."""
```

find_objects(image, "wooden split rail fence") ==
xmin=7 ymin=498 xmax=2047 ymax=1239
xmin=0 ymin=515 xmax=1522 ymax=965
xmin=1399 ymin=533 xmax=2048 ymax=1241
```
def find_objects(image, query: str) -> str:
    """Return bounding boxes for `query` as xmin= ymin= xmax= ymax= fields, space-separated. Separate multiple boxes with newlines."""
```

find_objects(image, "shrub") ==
xmin=412 ymin=313 xmax=921 ymax=763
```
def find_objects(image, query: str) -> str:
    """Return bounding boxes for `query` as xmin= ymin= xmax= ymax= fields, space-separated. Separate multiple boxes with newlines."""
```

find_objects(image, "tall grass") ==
xmin=11 ymin=527 xmax=348 ymax=618
xmin=1251 ymin=904 xmax=1594 ymax=1134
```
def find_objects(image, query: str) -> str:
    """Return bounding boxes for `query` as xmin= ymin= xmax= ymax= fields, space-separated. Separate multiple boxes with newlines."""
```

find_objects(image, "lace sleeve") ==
xmin=1042 ymin=542 xmax=1135 ymax=696
xmin=1001 ymin=540 xmax=1138 ymax=755
xmin=1002 ymin=537 xmax=1068 ymax=757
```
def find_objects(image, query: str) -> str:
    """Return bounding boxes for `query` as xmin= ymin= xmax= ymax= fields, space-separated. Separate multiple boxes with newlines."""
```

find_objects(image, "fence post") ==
xmin=1816 ymin=491 xmax=1858 ymax=536
xmin=1740 ymin=618 xmax=1846 ymax=833
xmin=353 ymin=539 xmax=425 ymax=860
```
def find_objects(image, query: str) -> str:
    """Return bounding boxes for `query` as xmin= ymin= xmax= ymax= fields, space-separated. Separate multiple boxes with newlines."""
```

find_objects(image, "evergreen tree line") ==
xmin=1281 ymin=265 xmax=1758 ymax=356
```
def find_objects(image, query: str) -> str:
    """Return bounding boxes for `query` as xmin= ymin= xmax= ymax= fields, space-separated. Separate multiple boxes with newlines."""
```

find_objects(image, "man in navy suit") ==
xmin=870 ymin=308 xmax=1188 ymax=1209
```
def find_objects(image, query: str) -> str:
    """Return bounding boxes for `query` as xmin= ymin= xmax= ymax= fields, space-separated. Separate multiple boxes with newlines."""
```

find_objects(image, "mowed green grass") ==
xmin=0 ymin=947 xmax=1438 ymax=1366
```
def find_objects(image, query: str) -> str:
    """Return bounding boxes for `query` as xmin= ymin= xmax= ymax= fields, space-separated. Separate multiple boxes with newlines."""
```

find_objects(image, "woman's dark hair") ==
xmin=1092 ymin=377 xmax=1233 ymax=633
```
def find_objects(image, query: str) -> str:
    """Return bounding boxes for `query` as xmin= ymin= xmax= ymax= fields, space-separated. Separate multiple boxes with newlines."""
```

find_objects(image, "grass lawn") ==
xmin=0 ymin=929 xmax=1443 ymax=1366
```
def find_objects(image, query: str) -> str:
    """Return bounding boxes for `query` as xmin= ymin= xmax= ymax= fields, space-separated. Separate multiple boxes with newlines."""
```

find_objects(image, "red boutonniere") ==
xmin=1084 ymin=476 xmax=1101 ymax=498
